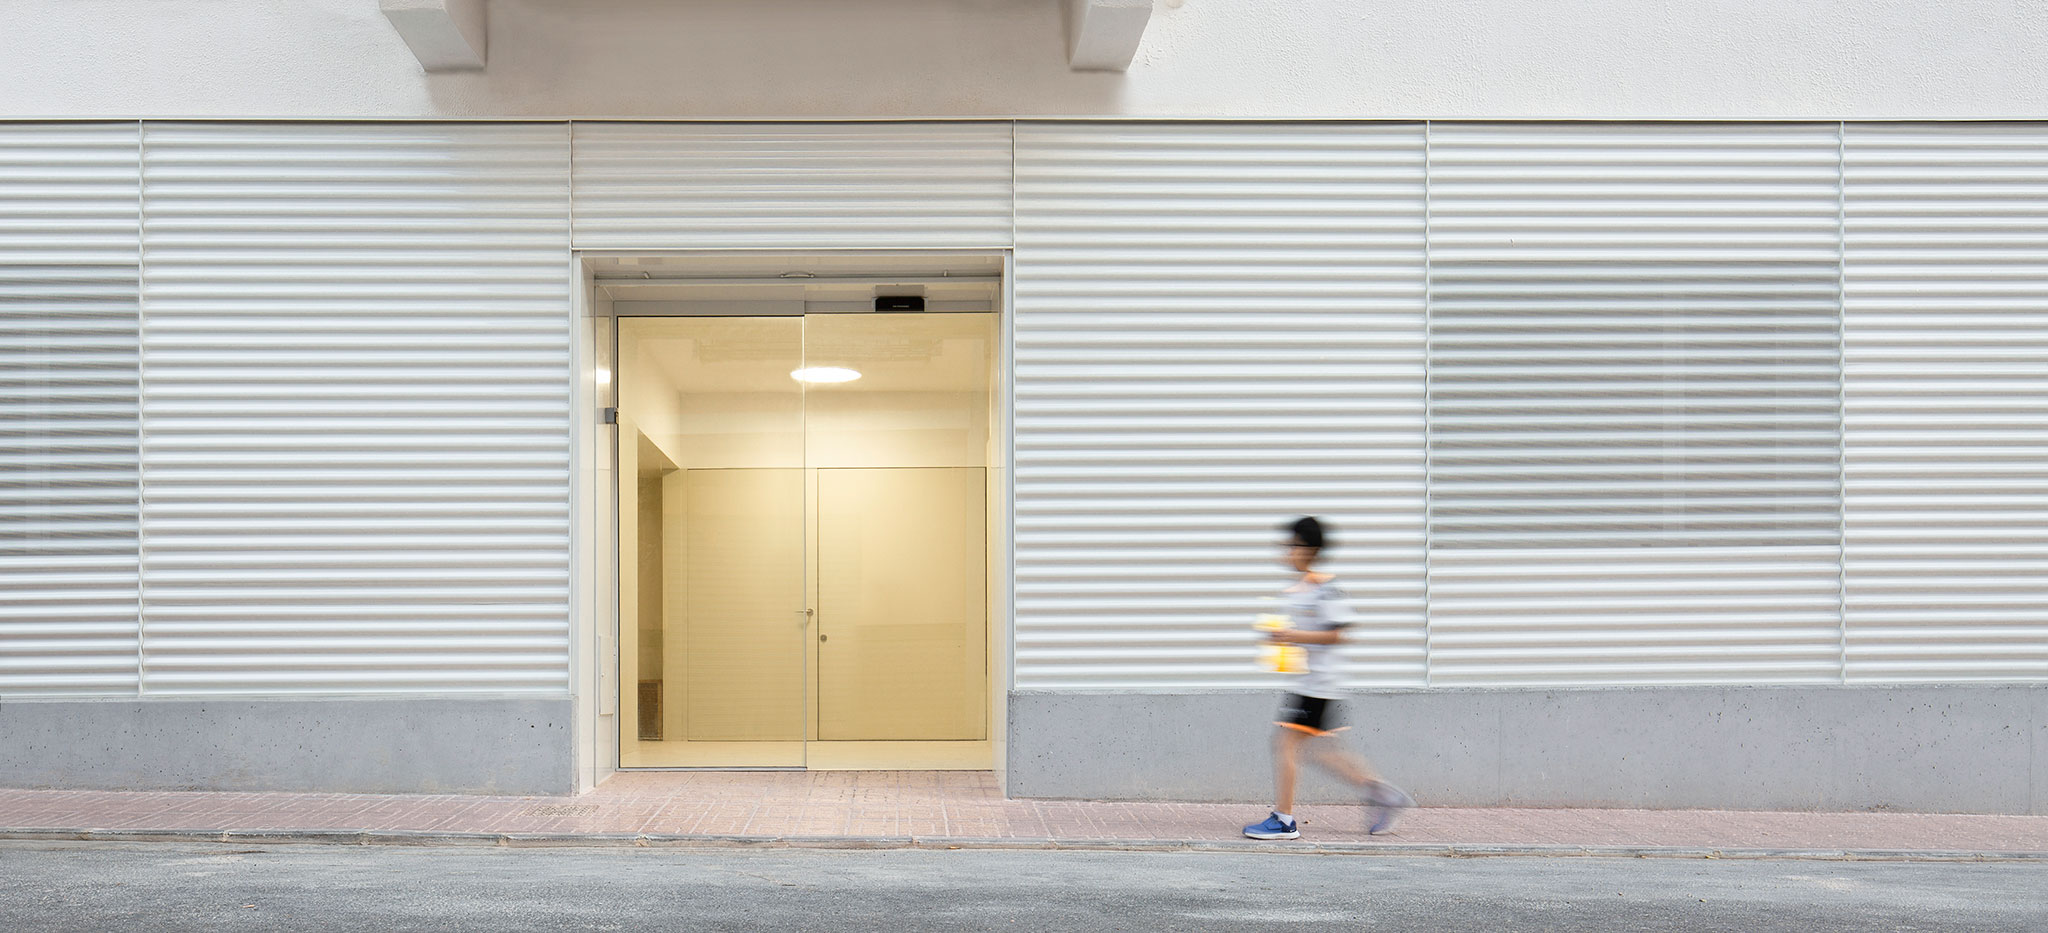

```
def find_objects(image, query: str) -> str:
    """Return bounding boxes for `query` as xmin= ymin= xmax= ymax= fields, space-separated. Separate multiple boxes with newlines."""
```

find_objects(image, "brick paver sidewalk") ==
xmin=4 ymin=771 xmax=2044 ymax=856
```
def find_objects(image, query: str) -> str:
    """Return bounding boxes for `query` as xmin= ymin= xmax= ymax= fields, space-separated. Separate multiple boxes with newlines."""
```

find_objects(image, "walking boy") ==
xmin=1243 ymin=516 xmax=1414 ymax=840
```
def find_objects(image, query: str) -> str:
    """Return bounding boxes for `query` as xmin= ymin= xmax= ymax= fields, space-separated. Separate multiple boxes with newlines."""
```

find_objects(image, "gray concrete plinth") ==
xmin=1006 ymin=685 xmax=2048 ymax=815
xmin=0 ymin=696 xmax=573 ymax=794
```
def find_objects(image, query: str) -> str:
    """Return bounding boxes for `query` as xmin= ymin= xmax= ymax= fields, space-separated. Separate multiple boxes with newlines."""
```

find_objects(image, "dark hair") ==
xmin=1288 ymin=516 xmax=1328 ymax=551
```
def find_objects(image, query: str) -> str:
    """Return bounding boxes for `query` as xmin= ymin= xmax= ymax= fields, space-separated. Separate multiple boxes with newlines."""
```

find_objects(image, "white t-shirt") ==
xmin=1282 ymin=577 xmax=1353 ymax=700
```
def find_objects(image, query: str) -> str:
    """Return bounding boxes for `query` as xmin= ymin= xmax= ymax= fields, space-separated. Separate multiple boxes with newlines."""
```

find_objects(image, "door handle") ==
xmin=797 ymin=608 xmax=814 ymax=627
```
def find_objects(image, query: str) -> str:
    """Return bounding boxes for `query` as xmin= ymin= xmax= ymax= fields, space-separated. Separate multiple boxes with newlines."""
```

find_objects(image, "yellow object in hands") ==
xmin=1254 ymin=613 xmax=1307 ymax=674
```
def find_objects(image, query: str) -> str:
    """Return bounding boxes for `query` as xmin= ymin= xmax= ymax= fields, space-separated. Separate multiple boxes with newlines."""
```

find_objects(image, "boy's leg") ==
xmin=1272 ymin=726 xmax=1308 ymax=814
xmin=1305 ymin=734 xmax=1414 ymax=834
xmin=1305 ymin=737 xmax=1383 ymax=788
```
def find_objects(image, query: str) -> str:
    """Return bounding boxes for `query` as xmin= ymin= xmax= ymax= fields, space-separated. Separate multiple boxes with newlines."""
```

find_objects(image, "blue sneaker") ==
xmin=1243 ymin=812 xmax=1299 ymax=840
xmin=1365 ymin=782 xmax=1414 ymax=835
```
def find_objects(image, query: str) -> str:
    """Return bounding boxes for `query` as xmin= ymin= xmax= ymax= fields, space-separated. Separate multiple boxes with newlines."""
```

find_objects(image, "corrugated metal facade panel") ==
xmin=0 ymin=118 xmax=2040 ymax=699
xmin=0 ymin=123 xmax=140 ymax=696
xmin=1843 ymin=123 xmax=2048 ymax=682
xmin=570 ymin=123 xmax=1013 ymax=249
xmin=1427 ymin=547 xmax=1843 ymax=685
xmin=1425 ymin=123 xmax=1846 ymax=685
xmin=137 ymin=123 xmax=572 ymax=695
xmin=1012 ymin=123 xmax=1429 ymax=690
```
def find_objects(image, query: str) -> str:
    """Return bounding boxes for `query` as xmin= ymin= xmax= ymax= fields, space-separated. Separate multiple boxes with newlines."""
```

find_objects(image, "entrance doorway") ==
xmin=608 ymin=271 xmax=998 ymax=770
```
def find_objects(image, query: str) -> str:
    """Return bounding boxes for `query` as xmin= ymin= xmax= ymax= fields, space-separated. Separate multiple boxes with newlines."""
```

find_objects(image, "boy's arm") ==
xmin=1272 ymin=582 xmax=1354 ymax=645
xmin=1271 ymin=628 xmax=1343 ymax=645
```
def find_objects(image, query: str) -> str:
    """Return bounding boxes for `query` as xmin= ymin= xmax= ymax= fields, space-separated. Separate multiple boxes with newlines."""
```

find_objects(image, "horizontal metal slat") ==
xmin=571 ymin=123 xmax=1013 ymax=249
xmin=1424 ymin=124 xmax=1846 ymax=683
xmin=138 ymin=122 xmax=572 ymax=696
xmin=1014 ymin=122 xmax=1428 ymax=691
xmin=0 ymin=122 xmax=140 ymax=697
xmin=1843 ymin=122 xmax=2048 ymax=683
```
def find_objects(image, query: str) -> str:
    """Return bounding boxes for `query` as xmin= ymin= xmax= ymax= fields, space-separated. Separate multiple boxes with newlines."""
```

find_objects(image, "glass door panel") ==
xmin=804 ymin=313 xmax=996 ymax=748
xmin=617 ymin=309 xmax=997 ymax=769
xmin=617 ymin=317 xmax=806 ymax=767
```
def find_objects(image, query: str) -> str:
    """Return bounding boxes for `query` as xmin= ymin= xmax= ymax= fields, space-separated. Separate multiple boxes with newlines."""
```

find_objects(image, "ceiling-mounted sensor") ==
xmin=875 ymin=296 xmax=926 ymax=312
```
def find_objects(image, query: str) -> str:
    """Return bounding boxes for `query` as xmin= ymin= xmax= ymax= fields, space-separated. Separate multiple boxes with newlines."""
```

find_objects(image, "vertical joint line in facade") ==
xmin=134 ymin=120 xmax=149 ymax=697
xmin=1003 ymin=250 xmax=1019 ymax=695
xmin=1834 ymin=120 xmax=1850 ymax=684
xmin=565 ymin=123 xmax=580 ymax=700
xmin=1008 ymin=122 xmax=1019 ymax=257
xmin=565 ymin=120 xmax=576 ymax=245
xmin=1419 ymin=120 xmax=1434 ymax=689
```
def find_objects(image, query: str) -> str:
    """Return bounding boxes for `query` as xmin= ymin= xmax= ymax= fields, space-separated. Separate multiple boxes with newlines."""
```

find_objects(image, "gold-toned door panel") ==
xmin=685 ymin=468 xmax=806 ymax=742
xmin=817 ymin=467 xmax=988 ymax=741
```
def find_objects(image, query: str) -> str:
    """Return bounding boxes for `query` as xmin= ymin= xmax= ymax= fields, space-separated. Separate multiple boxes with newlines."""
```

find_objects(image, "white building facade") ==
xmin=1 ymin=0 xmax=2045 ymax=813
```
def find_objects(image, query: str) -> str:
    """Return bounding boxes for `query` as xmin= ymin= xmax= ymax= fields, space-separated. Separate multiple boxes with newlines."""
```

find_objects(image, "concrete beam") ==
xmin=381 ymin=0 xmax=487 ymax=72
xmin=1065 ymin=0 xmax=1153 ymax=72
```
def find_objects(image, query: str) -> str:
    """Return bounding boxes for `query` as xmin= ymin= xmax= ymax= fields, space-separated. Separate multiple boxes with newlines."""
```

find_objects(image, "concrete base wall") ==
xmin=1007 ymin=685 xmax=2048 ymax=815
xmin=0 ymin=697 xmax=575 ymax=795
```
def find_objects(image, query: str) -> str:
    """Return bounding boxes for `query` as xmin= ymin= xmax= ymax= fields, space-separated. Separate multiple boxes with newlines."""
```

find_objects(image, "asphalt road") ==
xmin=2 ymin=842 xmax=2043 ymax=932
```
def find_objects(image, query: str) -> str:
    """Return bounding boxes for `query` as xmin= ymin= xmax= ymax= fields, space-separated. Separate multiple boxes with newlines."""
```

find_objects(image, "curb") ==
xmin=2 ymin=828 xmax=2044 ymax=862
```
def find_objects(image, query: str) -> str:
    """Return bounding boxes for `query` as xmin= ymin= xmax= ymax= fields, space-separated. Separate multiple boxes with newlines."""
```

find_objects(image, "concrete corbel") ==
xmin=1065 ymin=0 xmax=1153 ymax=72
xmin=381 ymin=0 xmax=488 ymax=72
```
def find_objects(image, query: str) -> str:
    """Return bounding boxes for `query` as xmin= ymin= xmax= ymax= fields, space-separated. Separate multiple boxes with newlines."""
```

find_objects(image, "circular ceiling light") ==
xmin=790 ymin=366 xmax=862 ymax=384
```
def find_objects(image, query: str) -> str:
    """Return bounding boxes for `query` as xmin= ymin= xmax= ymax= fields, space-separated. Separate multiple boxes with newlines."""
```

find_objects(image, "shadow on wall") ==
xmin=423 ymin=0 xmax=1133 ymax=118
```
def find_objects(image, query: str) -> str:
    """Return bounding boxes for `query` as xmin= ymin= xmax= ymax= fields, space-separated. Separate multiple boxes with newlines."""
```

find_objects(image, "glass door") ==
xmin=616 ymin=317 xmax=807 ymax=768
xmin=804 ymin=313 xmax=993 ymax=750
xmin=615 ymin=309 xmax=996 ymax=769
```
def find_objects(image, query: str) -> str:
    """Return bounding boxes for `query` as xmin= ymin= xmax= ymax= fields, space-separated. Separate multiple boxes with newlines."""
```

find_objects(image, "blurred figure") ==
xmin=1243 ymin=516 xmax=1414 ymax=840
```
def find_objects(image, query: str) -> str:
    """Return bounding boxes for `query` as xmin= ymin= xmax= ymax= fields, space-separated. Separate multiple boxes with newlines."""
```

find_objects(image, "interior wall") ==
xmin=636 ymin=455 xmax=666 ymax=684
xmin=621 ymin=342 xmax=690 ymax=467
xmin=804 ymin=392 xmax=992 ymax=468
xmin=632 ymin=390 xmax=987 ymax=470
xmin=4 ymin=0 xmax=2045 ymax=119
xmin=659 ymin=469 xmax=689 ymax=742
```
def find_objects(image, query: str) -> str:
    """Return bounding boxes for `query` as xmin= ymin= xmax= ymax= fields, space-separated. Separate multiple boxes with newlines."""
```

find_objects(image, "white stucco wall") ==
xmin=2 ymin=0 xmax=2044 ymax=119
